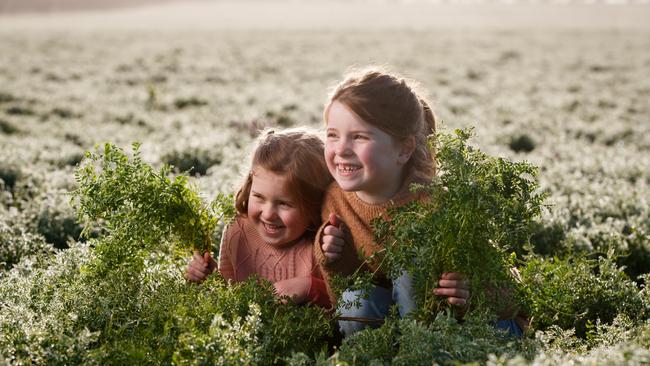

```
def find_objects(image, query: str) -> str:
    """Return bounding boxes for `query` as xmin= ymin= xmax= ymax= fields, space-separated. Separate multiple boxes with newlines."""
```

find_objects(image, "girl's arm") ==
xmin=273 ymin=276 xmax=331 ymax=308
xmin=307 ymin=276 xmax=332 ymax=308
xmin=217 ymin=224 xmax=236 ymax=281
xmin=273 ymin=276 xmax=312 ymax=304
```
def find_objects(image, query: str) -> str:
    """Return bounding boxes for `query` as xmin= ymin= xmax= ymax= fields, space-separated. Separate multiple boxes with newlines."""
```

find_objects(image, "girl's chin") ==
xmin=257 ymin=227 xmax=286 ymax=245
xmin=334 ymin=179 xmax=362 ymax=192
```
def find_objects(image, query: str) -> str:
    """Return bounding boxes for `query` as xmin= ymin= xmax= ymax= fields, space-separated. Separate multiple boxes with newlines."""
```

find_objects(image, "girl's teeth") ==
xmin=338 ymin=164 xmax=360 ymax=172
xmin=264 ymin=223 xmax=282 ymax=231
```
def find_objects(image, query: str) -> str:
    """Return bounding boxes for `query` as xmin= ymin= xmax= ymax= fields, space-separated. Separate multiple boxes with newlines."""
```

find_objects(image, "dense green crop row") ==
xmin=3 ymin=130 xmax=649 ymax=364
xmin=1 ymin=144 xmax=332 ymax=365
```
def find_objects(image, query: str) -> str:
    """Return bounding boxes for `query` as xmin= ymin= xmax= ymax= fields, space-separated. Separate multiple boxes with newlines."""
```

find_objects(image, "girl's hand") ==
xmin=321 ymin=213 xmax=345 ymax=263
xmin=185 ymin=251 xmax=217 ymax=283
xmin=273 ymin=276 xmax=312 ymax=304
xmin=433 ymin=272 xmax=470 ymax=312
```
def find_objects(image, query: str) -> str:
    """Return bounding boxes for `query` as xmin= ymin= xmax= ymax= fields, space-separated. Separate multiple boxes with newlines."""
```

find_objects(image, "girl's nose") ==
xmin=261 ymin=203 xmax=278 ymax=221
xmin=335 ymin=137 xmax=352 ymax=156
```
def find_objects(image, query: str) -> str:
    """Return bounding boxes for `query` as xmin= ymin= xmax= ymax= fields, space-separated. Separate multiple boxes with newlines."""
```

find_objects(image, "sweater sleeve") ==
xmin=313 ymin=220 xmax=333 ymax=269
xmin=313 ymin=185 xmax=338 ymax=269
xmin=307 ymin=276 xmax=332 ymax=308
xmin=218 ymin=222 xmax=237 ymax=281
xmin=313 ymin=185 xmax=366 ymax=304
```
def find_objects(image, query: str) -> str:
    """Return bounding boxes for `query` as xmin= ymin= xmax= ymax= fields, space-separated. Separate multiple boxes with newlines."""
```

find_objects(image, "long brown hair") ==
xmin=234 ymin=128 xmax=332 ymax=230
xmin=325 ymin=66 xmax=437 ymax=181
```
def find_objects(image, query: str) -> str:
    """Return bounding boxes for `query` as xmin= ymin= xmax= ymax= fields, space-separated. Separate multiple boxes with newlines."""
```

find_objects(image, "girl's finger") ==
xmin=323 ymin=225 xmax=344 ymax=237
xmin=438 ymin=279 xmax=469 ymax=289
xmin=441 ymin=272 xmax=466 ymax=280
xmin=187 ymin=266 xmax=208 ymax=279
xmin=329 ymin=212 xmax=338 ymax=227
xmin=186 ymin=271 xmax=202 ymax=282
xmin=447 ymin=297 xmax=467 ymax=306
xmin=193 ymin=251 xmax=204 ymax=262
xmin=324 ymin=252 xmax=341 ymax=262
xmin=203 ymin=252 xmax=212 ymax=263
xmin=322 ymin=235 xmax=344 ymax=248
xmin=321 ymin=237 xmax=343 ymax=252
xmin=322 ymin=242 xmax=343 ymax=253
xmin=433 ymin=287 xmax=470 ymax=299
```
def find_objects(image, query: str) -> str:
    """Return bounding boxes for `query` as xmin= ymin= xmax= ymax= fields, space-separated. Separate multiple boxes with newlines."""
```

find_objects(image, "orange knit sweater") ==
xmin=219 ymin=216 xmax=329 ymax=306
xmin=313 ymin=182 xmax=530 ymax=329
xmin=313 ymin=180 xmax=426 ymax=302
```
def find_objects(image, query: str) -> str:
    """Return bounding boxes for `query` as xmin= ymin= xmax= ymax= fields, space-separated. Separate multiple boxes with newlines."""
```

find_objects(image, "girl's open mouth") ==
xmin=262 ymin=222 xmax=284 ymax=234
xmin=336 ymin=163 xmax=361 ymax=176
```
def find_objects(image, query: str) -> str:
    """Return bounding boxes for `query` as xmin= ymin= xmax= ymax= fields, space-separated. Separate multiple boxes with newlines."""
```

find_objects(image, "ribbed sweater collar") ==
xmin=339 ymin=174 xmax=427 ymax=218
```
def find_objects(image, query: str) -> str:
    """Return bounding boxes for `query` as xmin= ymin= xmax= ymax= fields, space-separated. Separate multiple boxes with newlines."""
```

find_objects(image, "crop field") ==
xmin=1 ymin=1 xmax=650 ymax=365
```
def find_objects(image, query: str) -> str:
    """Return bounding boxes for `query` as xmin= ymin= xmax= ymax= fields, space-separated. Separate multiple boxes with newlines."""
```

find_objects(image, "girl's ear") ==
xmin=397 ymin=136 xmax=416 ymax=165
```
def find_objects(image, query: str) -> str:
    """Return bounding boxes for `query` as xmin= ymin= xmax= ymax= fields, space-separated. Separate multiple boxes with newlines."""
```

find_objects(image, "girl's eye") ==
xmin=279 ymin=201 xmax=294 ymax=208
xmin=326 ymin=131 xmax=338 ymax=139
xmin=354 ymin=134 xmax=367 ymax=140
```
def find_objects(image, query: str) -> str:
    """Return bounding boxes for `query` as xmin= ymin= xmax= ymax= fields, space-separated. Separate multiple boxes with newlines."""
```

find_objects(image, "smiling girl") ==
xmin=186 ymin=128 xmax=332 ymax=307
xmin=314 ymin=67 xmax=472 ymax=335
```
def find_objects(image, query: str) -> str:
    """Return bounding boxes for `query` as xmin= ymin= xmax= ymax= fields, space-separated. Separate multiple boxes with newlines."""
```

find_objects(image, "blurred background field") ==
xmin=1 ymin=0 xmax=650 ymax=364
xmin=1 ymin=0 xmax=649 ymax=256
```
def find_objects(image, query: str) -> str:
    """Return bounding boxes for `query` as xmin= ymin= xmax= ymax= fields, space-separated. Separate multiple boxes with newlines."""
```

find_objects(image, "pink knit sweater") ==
xmin=219 ymin=216 xmax=329 ymax=307
xmin=219 ymin=216 xmax=317 ymax=282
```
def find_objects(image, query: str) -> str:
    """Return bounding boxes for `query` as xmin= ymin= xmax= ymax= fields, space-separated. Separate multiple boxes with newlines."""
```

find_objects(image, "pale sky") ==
xmin=1 ymin=1 xmax=649 ymax=31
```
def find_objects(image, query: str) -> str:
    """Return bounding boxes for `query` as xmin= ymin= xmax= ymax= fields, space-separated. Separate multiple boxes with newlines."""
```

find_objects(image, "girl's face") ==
xmin=247 ymin=167 xmax=310 ymax=247
xmin=325 ymin=100 xmax=411 ymax=204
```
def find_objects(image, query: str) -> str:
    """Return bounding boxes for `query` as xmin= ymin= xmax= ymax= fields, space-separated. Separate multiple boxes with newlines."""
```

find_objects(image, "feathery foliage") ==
xmin=370 ymin=128 xmax=546 ymax=320
xmin=72 ymin=142 xmax=235 ymax=274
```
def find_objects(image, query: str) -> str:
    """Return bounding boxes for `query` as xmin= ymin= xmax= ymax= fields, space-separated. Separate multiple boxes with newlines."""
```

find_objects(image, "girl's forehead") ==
xmin=251 ymin=167 xmax=290 ymax=190
xmin=326 ymin=101 xmax=371 ymax=128
xmin=251 ymin=166 xmax=283 ymax=181
xmin=250 ymin=168 xmax=299 ymax=202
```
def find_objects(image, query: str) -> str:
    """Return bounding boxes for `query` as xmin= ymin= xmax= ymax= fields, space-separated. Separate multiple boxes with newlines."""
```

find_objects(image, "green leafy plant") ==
xmin=1 ymin=142 xmax=332 ymax=365
xmin=519 ymin=251 xmax=647 ymax=337
xmin=73 ymin=143 xmax=234 ymax=265
xmin=369 ymin=128 xmax=546 ymax=320
xmin=320 ymin=312 xmax=531 ymax=366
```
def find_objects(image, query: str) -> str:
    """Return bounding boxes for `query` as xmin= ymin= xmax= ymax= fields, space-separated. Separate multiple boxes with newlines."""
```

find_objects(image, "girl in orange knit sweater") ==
xmin=186 ymin=128 xmax=332 ymax=307
xmin=315 ymin=67 xmax=523 ymax=336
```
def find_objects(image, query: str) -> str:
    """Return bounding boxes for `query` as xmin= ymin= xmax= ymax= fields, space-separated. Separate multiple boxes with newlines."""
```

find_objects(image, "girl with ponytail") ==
xmin=314 ymin=66 xmax=472 ymax=336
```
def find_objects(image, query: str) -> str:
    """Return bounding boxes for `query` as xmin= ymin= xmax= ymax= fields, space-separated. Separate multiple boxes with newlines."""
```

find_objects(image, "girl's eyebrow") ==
xmin=349 ymin=129 xmax=373 ymax=135
xmin=251 ymin=190 xmax=294 ymax=203
xmin=327 ymin=127 xmax=372 ymax=135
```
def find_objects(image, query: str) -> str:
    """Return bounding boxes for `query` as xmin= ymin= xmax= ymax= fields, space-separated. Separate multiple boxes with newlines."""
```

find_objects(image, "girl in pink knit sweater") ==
xmin=186 ymin=128 xmax=332 ymax=307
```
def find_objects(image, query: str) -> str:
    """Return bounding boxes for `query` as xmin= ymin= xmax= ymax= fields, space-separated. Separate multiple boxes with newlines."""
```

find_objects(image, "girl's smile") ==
xmin=325 ymin=100 xmax=412 ymax=204
xmin=335 ymin=163 xmax=362 ymax=176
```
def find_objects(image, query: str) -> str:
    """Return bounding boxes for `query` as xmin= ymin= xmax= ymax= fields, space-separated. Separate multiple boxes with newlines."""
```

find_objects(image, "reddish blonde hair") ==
xmin=235 ymin=128 xmax=332 ymax=231
xmin=325 ymin=66 xmax=437 ymax=181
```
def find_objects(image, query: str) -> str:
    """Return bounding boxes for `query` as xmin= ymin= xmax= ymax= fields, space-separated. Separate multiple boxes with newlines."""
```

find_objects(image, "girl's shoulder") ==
xmin=221 ymin=215 xmax=248 ymax=244
xmin=230 ymin=215 xmax=248 ymax=232
xmin=324 ymin=180 xmax=343 ymax=197
xmin=395 ymin=175 xmax=431 ymax=205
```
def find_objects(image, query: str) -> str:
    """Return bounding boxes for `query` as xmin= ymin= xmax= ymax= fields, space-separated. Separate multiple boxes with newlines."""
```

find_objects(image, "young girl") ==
xmin=186 ymin=128 xmax=332 ymax=307
xmin=315 ymin=67 xmax=523 ymax=336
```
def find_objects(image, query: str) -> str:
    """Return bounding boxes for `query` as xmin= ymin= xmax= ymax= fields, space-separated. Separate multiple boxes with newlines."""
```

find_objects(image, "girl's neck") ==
xmin=354 ymin=174 xmax=406 ymax=205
